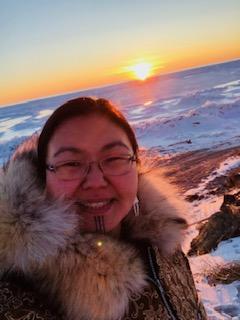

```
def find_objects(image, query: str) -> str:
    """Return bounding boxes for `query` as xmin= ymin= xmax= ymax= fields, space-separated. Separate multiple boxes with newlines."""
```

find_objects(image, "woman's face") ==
xmin=46 ymin=114 xmax=138 ymax=234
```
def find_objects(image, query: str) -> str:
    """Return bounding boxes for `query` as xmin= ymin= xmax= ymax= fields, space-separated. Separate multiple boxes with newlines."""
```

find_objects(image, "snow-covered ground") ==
xmin=1 ymin=59 xmax=240 ymax=318
xmin=183 ymin=156 xmax=240 ymax=319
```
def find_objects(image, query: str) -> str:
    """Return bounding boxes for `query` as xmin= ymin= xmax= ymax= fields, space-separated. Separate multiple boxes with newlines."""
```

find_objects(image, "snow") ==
xmin=36 ymin=109 xmax=54 ymax=119
xmin=185 ymin=157 xmax=240 ymax=197
xmin=1 ymin=59 xmax=240 ymax=318
xmin=184 ymin=155 xmax=240 ymax=319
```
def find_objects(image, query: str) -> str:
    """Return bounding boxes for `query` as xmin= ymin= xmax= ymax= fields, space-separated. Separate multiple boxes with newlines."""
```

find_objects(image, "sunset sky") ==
xmin=1 ymin=0 xmax=240 ymax=106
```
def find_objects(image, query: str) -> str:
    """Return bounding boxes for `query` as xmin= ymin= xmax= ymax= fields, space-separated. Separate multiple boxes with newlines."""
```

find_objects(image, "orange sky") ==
xmin=1 ymin=0 xmax=240 ymax=107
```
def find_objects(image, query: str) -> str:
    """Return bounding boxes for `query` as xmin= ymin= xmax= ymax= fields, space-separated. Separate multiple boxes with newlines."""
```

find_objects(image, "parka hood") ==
xmin=0 ymin=135 xmax=188 ymax=320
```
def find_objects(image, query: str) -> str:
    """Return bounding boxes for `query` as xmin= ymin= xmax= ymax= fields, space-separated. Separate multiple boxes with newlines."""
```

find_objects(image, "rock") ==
xmin=188 ymin=192 xmax=240 ymax=256
xmin=228 ymin=172 xmax=240 ymax=188
xmin=185 ymin=194 xmax=205 ymax=202
xmin=205 ymin=175 xmax=230 ymax=195
xmin=207 ymin=262 xmax=240 ymax=285
xmin=221 ymin=191 xmax=240 ymax=209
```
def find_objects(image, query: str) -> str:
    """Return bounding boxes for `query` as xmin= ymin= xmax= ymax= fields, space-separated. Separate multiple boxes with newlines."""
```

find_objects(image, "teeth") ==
xmin=80 ymin=201 xmax=111 ymax=208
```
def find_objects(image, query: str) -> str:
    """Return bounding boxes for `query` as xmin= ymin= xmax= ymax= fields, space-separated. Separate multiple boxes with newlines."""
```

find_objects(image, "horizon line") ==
xmin=1 ymin=57 xmax=239 ymax=109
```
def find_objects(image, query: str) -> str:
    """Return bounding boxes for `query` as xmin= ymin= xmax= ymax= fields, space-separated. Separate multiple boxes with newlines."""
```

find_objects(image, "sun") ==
xmin=128 ymin=62 xmax=153 ymax=80
xmin=121 ymin=57 xmax=163 ymax=81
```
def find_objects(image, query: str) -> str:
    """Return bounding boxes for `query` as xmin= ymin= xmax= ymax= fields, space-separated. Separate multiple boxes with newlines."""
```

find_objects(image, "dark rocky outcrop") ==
xmin=207 ymin=262 xmax=240 ymax=285
xmin=188 ymin=191 xmax=240 ymax=256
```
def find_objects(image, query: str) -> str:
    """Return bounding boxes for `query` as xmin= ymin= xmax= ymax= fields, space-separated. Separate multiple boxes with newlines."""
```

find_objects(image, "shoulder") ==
xmin=154 ymin=247 xmax=207 ymax=319
xmin=0 ymin=278 xmax=62 ymax=320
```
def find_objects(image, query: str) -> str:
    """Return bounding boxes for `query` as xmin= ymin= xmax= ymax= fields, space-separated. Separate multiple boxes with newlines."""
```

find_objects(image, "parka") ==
xmin=0 ymin=136 xmax=207 ymax=320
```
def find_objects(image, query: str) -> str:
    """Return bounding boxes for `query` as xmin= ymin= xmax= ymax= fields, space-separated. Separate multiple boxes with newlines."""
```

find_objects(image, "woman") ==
xmin=0 ymin=97 xmax=207 ymax=319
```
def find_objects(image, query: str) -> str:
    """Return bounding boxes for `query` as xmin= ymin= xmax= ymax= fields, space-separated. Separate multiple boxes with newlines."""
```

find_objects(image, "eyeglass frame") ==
xmin=45 ymin=154 xmax=137 ymax=181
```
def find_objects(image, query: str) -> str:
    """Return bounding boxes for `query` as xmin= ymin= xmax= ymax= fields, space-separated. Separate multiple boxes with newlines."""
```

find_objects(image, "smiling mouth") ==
xmin=75 ymin=199 xmax=114 ymax=214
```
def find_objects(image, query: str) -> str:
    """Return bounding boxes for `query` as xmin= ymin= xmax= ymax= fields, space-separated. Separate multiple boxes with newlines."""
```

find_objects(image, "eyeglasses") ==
xmin=46 ymin=155 xmax=137 ymax=181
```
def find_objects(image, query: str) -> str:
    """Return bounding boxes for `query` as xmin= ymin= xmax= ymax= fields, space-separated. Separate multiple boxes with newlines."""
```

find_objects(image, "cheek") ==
xmin=115 ymin=171 xmax=138 ymax=205
xmin=46 ymin=173 xmax=79 ymax=198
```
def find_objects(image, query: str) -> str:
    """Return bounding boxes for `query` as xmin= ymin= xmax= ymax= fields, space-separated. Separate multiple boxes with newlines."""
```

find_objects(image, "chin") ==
xmin=80 ymin=209 xmax=129 ymax=235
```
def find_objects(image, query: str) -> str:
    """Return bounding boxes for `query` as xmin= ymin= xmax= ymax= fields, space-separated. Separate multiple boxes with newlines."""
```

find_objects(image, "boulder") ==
xmin=188 ymin=192 xmax=240 ymax=256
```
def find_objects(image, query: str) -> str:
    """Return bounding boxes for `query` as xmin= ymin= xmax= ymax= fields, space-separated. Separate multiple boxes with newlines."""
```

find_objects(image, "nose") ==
xmin=81 ymin=162 xmax=108 ymax=189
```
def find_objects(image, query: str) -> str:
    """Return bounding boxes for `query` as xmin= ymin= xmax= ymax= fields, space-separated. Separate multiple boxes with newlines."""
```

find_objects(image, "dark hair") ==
xmin=37 ymin=97 xmax=139 ymax=180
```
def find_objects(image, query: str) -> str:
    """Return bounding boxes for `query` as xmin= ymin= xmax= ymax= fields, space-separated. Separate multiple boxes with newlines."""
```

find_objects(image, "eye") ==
xmin=104 ymin=156 xmax=126 ymax=163
xmin=103 ymin=156 xmax=130 ymax=168
xmin=59 ymin=161 xmax=84 ymax=168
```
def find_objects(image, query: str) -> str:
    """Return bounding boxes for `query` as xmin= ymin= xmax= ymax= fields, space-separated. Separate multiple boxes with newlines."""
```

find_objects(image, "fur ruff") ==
xmin=0 ymin=137 xmax=188 ymax=320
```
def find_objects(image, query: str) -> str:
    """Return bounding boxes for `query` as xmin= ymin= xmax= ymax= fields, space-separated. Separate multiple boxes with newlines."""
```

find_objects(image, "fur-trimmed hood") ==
xmin=0 ymin=135 xmax=188 ymax=320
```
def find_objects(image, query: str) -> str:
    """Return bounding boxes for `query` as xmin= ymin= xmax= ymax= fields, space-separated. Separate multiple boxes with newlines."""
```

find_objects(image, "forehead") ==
xmin=47 ymin=114 xmax=132 ymax=158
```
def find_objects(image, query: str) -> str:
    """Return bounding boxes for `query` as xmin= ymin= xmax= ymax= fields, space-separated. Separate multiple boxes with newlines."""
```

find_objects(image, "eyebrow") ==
xmin=101 ymin=141 xmax=131 ymax=152
xmin=53 ymin=141 xmax=131 ymax=158
xmin=53 ymin=147 xmax=83 ymax=158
